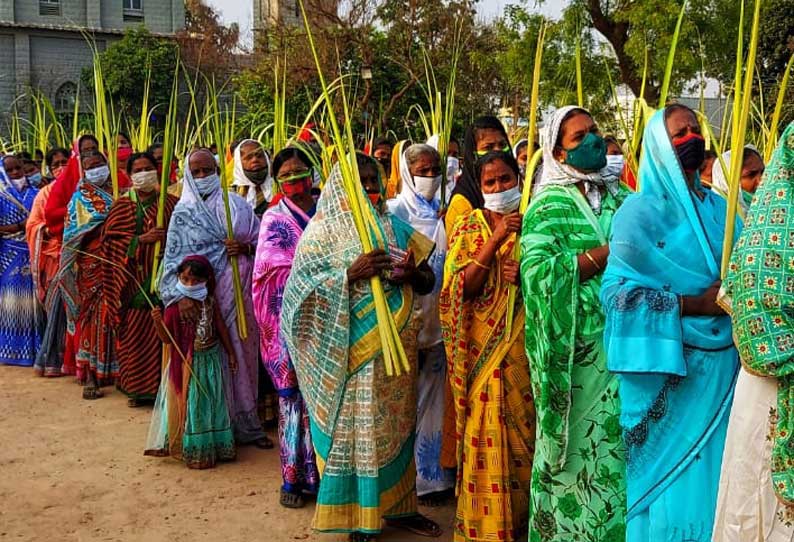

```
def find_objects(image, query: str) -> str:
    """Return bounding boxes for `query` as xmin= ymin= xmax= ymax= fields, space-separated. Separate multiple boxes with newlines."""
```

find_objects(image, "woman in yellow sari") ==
xmin=440 ymin=151 xmax=535 ymax=542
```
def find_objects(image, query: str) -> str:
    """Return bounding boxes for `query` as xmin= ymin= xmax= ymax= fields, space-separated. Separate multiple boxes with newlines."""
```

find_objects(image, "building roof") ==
xmin=0 ymin=20 xmax=177 ymax=38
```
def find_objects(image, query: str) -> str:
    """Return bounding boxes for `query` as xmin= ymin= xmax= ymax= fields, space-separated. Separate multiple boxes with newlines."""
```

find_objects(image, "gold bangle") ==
xmin=584 ymin=250 xmax=601 ymax=271
xmin=470 ymin=258 xmax=490 ymax=271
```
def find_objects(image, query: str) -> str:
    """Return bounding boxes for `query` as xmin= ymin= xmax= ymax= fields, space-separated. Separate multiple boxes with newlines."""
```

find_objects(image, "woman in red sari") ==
xmin=103 ymin=152 xmax=179 ymax=406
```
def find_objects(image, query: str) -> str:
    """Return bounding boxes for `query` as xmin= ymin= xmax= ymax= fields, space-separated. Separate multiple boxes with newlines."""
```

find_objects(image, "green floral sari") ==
xmin=520 ymin=184 xmax=627 ymax=542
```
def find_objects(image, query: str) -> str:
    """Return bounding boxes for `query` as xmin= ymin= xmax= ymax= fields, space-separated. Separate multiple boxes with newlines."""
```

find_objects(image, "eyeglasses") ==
xmin=475 ymin=145 xmax=511 ymax=157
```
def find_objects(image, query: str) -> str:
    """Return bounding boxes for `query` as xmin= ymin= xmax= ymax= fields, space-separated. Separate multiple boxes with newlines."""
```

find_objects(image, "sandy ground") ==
xmin=0 ymin=365 xmax=455 ymax=542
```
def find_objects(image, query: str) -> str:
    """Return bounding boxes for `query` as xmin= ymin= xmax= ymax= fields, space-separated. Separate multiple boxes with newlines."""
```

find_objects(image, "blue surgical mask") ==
xmin=176 ymin=279 xmax=208 ymax=302
xmin=194 ymin=173 xmax=220 ymax=196
xmin=604 ymin=155 xmax=625 ymax=179
xmin=84 ymin=165 xmax=110 ymax=186
xmin=27 ymin=172 xmax=43 ymax=187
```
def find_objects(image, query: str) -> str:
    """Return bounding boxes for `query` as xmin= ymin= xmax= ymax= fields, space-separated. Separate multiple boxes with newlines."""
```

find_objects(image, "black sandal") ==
xmin=385 ymin=514 xmax=442 ymax=538
xmin=82 ymin=386 xmax=104 ymax=400
xmin=418 ymin=489 xmax=453 ymax=507
xmin=252 ymin=435 xmax=274 ymax=449
xmin=348 ymin=532 xmax=376 ymax=542
xmin=279 ymin=488 xmax=305 ymax=509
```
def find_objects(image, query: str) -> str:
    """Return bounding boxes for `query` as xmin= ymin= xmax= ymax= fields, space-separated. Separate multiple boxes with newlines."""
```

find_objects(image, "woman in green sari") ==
xmin=520 ymin=106 xmax=628 ymax=542
xmin=280 ymin=153 xmax=441 ymax=542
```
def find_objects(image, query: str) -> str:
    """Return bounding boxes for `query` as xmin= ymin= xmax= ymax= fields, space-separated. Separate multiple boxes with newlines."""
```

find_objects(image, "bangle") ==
xmin=470 ymin=258 xmax=490 ymax=271
xmin=584 ymin=250 xmax=601 ymax=271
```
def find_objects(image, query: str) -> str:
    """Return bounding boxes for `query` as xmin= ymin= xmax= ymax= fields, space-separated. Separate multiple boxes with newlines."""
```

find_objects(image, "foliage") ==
xmin=81 ymin=27 xmax=177 ymax=118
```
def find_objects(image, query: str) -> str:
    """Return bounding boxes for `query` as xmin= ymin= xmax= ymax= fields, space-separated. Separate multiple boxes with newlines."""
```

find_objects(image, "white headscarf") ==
xmin=536 ymin=105 xmax=620 ymax=213
xmin=710 ymin=145 xmax=759 ymax=214
xmin=231 ymin=139 xmax=273 ymax=209
xmin=386 ymin=144 xmax=447 ymax=349
xmin=425 ymin=134 xmax=458 ymax=205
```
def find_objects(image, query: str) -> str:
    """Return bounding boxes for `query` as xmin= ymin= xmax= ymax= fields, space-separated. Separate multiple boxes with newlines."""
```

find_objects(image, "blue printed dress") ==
xmin=0 ymin=161 xmax=41 ymax=366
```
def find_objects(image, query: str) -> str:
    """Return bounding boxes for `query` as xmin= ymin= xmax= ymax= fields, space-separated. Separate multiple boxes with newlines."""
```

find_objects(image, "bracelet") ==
xmin=471 ymin=258 xmax=490 ymax=271
xmin=584 ymin=250 xmax=601 ymax=271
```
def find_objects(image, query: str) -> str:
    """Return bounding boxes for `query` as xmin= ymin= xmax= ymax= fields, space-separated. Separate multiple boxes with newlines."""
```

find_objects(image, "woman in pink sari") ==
xmin=253 ymin=147 xmax=319 ymax=509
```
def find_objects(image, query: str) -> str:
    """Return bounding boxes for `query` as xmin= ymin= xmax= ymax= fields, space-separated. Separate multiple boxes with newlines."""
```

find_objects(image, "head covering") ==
xmin=385 ymin=140 xmax=407 ymax=199
xmin=452 ymin=116 xmax=511 ymax=210
xmin=231 ymin=139 xmax=273 ymax=208
xmin=709 ymin=145 xmax=761 ymax=214
xmin=513 ymin=138 xmax=528 ymax=159
xmin=389 ymin=144 xmax=444 ymax=241
xmin=536 ymin=105 xmax=620 ymax=214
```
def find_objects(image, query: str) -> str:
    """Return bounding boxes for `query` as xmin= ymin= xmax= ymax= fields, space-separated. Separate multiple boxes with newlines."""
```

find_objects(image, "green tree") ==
xmin=82 ymin=27 xmax=178 ymax=117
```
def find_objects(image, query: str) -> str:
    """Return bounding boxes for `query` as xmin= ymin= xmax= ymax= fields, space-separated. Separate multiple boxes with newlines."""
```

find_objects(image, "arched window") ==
xmin=55 ymin=81 xmax=77 ymax=112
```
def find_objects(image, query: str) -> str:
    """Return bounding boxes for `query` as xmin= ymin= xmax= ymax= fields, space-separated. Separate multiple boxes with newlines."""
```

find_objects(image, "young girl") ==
xmin=145 ymin=255 xmax=237 ymax=469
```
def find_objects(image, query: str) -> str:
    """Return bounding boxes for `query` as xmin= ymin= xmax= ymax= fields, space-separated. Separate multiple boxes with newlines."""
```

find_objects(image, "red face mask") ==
xmin=368 ymin=192 xmax=381 ymax=206
xmin=280 ymin=178 xmax=312 ymax=198
xmin=117 ymin=147 xmax=133 ymax=162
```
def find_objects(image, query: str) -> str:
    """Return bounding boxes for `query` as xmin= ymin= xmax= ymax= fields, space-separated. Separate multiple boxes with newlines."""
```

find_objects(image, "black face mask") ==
xmin=672 ymin=133 xmax=706 ymax=173
xmin=244 ymin=167 xmax=269 ymax=184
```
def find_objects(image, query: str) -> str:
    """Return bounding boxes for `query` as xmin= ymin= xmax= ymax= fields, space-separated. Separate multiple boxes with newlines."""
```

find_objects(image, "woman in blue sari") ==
xmin=0 ymin=154 xmax=41 ymax=366
xmin=601 ymin=104 xmax=741 ymax=541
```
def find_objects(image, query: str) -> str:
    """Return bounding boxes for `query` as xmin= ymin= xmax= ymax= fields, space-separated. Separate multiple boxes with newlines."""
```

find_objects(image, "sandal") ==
xmin=127 ymin=397 xmax=142 ymax=408
xmin=385 ymin=514 xmax=442 ymax=538
xmin=418 ymin=489 xmax=453 ymax=508
xmin=252 ymin=436 xmax=274 ymax=449
xmin=279 ymin=488 xmax=305 ymax=509
xmin=348 ymin=532 xmax=376 ymax=542
xmin=82 ymin=386 xmax=104 ymax=400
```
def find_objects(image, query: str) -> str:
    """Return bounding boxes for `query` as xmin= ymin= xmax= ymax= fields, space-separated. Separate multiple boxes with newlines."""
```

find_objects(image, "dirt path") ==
xmin=0 ymin=365 xmax=454 ymax=542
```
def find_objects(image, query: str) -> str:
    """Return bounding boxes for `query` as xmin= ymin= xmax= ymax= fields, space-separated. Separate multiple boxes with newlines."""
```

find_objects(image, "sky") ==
xmin=206 ymin=0 xmax=566 ymax=49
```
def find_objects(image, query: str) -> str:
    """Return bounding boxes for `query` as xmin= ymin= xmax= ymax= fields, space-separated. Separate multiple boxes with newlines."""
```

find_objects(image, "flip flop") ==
xmin=280 ymin=488 xmax=305 ymax=509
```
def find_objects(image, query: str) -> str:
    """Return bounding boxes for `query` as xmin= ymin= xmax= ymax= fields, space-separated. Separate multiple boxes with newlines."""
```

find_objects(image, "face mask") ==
xmin=117 ymin=147 xmax=133 ymax=162
xmin=194 ymin=173 xmax=220 ymax=196
xmin=447 ymin=157 xmax=461 ymax=182
xmin=9 ymin=176 xmax=27 ymax=192
xmin=518 ymin=165 xmax=527 ymax=180
xmin=27 ymin=172 xmax=43 ymax=187
xmin=280 ymin=178 xmax=312 ymax=198
xmin=367 ymin=192 xmax=381 ymax=207
xmin=483 ymin=186 xmax=521 ymax=214
xmin=85 ymin=165 xmax=110 ymax=186
xmin=176 ymin=279 xmax=208 ymax=302
xmin=413 ymin=175 xmax=441 ymax=201
xmin=672 ymin=133 xmax=706 ymax=173
xmin=563 ymin=132 xmax=607 ymax=172
xmin=131 ymin=170 xmax=160 ymax=191
xmin=51 ymin=166 xmax=65 ymax=179
xmin=244 ymin=167 xmax=269 ymax=185
xmin=605 ymin=155 xmax=625 ymax=178
xmin=742 ymin=190 xmax=754 ymax=207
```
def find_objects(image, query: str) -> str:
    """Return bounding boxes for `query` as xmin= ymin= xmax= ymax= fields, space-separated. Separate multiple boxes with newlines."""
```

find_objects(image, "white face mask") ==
xmin=9 ymin=176 xmax=27 ymax=192
xmin=131 ymin=170 xmax=160 ymax=192
xmin=194 ymin=173 xmax=220 ymax=196
xmin=413 ymin=175 xmax=442 ymax=201
xmin=84 ymin=165 xmax=110 ymax=186
xmin=605 ymin=154 xmax=625 ymax=179
xmin=483 ymin=186 xmax=521 ymax=214
xmin=447 ymin=157 xmax=461 ymax=183
xmin=176 ymin=279 xmax=208 ymax=302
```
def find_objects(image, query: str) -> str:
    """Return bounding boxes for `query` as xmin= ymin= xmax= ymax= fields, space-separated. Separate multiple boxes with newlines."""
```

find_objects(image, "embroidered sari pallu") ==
xmin=281 ymin=167 xmax=432 ymax=534
xmin=440 ymin=210 xmax=535 ymax=542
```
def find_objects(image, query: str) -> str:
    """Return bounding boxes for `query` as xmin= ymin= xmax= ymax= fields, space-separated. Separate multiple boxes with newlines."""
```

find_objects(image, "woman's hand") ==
xmin=151 ymin=306 xmax=163 ymax=325
xmin=389 ymin=249 xmax=416 ymax=285
xmin=228 ymin=353 xmax=239 ymax=374
xmin=177 ymin=297 xmax=199 ymax=324
xmin=224 ymin=239 xmax=252 ymax=257
xmin=682 ymin=280 xmax=725 ymax=316
xmin=347 ymin=249 xmax=392 ymax=283
xmin=138 ymin=227 xmax=166 ymax=245
xmin=502 ymin=259 xmax=520 ymax=286
xmin=492 ymin=212 xmax=522 ymax=245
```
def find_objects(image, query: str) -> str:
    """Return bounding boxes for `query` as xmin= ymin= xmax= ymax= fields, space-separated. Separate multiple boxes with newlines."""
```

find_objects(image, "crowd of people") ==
xmin=1 ymin=101 xmax=792 ymax=542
